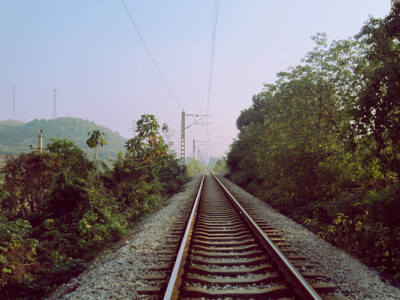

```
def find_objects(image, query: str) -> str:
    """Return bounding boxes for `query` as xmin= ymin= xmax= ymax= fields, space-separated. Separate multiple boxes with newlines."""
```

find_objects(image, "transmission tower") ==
xmin=52 ymin=89 xmax=57 ymax=119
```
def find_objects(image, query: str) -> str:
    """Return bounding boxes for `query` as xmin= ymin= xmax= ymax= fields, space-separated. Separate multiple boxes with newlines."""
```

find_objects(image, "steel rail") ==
xmin=211 ymin=172 xmax=322 ymax=300
xmin=163 ymin=173 xmax=206 ymax=300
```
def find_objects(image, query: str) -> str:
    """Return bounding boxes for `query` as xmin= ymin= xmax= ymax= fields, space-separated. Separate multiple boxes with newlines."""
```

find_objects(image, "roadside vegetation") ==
xmin=226 ymin=3 xmax=400 ymax=279
xmin=0 ymin=114 xmax=187 ymax=299
xmin=186 ymin=159 xmax=206 ymax=177
xmin=211 ymin=157 xmax=228 ymax=176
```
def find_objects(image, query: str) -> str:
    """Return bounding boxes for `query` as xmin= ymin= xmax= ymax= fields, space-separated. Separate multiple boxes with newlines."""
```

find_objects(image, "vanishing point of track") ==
xmin=138 ymin=172 xmax=342 ymax=299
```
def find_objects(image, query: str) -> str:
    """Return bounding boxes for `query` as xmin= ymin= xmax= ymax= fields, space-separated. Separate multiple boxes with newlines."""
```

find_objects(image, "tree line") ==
xmin=227 ymin=2 xmax=400 ymax=278
xmin=0 ymin=114 xmax=187 ymax=299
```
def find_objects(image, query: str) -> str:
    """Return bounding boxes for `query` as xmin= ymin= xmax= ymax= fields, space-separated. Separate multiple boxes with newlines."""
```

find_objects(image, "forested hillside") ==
xmin=0 ymin=117 xmax=126 ymax=162
xmin=227 ymin=3 xmax=400 ymax=278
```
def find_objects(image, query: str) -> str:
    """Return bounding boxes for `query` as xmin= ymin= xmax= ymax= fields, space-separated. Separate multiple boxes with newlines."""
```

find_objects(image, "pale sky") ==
xmin=0 ymin=1 xmax=392 ymax=160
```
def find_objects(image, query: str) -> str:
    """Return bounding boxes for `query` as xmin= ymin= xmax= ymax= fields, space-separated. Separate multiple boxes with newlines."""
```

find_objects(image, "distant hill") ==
xmin=0 ymin=117 xmax=126 ymax=162
xmin=0 ymin=120 xmax=25 ymax=127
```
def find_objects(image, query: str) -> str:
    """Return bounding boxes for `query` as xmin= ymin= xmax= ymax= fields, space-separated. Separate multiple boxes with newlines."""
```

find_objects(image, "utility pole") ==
xmin=193 ymin=139 xmax=207 ymax=175
xmin=180 ymin=111 xmax=210 ymax=166
xmin=193 ymin=139 xmax=196 ymax=161
xmin=52 ymin=89 xmax=57 ymax=119
xmin=29 ymin=130 xmax=45 ymax=153
xmin=180 ymin=110 xmax=185 ymax=166
xmin=193 ymin=139 xmax=196 ymax=175
xmin=12 ymin=85 xmax=16 ymax=120
xmin=38 ymin=130 xmax=43 ymax=152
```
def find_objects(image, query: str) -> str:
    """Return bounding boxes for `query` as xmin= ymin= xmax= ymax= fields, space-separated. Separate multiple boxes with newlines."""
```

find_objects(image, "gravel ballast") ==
xmin=48 ymin=175 xmax=400 ymax=299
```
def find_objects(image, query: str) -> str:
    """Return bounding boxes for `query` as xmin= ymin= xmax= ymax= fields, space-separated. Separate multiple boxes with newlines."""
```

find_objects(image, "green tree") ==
xmin=354 ymin=1 xmax=400 ymax=179
xmin=124 ymin=114 xmax=169 ymax=179
xmin=186 ymin=159 xmax=205 ymax=177
xmin=228 ymin=32 xmax=367 ymax=203
xmin=86 ymin=130 xmax=108 ymax=164
xmin=108 ymin=115 xmax=172 ymax=215
xmin=225 ymin=8 xmax=400 ymax=277
xmin=0 ymin=152 xmax=64 ymax=219
xmin=0 ymin=214 xmax=37 ymax=289
xmin=158 ymin=152 xmax=187 ymax=194
xmin=47 ymin=138 xmax=93 ymax=180
xmin=212 ymin=157 xmax=228 ymax=175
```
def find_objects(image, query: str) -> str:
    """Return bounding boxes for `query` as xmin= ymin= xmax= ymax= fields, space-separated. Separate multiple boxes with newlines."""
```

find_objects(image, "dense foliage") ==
xmin=227 ymin=2 xmax=400 ymax=279
xmin=0 ymin=115 xmax=187 ymax=299
xmin=0 ymin=117 xmax=126 ymax=162
xmin=211 ymin=157 xmax=228 ymax=175
xmin=186 ymin=159 xmax=206 ymax=177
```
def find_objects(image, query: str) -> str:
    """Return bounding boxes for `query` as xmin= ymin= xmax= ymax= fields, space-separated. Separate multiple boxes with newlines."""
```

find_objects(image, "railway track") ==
xmin=137 ymin=172 xmax=344 ymax=299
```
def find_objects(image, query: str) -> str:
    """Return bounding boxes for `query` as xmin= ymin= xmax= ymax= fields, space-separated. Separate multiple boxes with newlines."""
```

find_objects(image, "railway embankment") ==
xmin=48 ymin=175 xmax=400 ymax=299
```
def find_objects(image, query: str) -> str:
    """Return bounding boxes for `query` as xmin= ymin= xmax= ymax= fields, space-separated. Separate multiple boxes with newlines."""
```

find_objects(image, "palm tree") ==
xmin=86 ymin=130 xmax=108 ymax=164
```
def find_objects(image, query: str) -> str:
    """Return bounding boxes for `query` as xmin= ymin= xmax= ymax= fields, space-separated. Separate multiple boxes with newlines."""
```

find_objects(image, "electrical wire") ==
xmin=121 ymin=0 xmax=184 ymax=110
xmin=206 ymin=0 xmax=219 ymax=161
xmin=207 ymin=0 xmax=219 ymax=116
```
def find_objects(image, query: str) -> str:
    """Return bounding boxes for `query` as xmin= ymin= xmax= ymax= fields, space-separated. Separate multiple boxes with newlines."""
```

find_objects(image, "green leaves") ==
xmin=47 ymin=138 xmax=93 ymax=179
xmin=124 ymin=114 xmax=169 ymax=179
xmin=0 ymin=119 xmax=187 ymax=297
xmin=1 ymin=152 xmax=64 ymax=219
xmin=86 ymin=130 xmax=108 ymax=163
xmin=0 ymin=215 xmax=37 ymax=288
xmin=354 ymin=1 xmax=400 ymax=178
xmin=226 ymin=2 xmax=400 ymax=278
xmin=86 ymin=130 xmax=108 ymax=148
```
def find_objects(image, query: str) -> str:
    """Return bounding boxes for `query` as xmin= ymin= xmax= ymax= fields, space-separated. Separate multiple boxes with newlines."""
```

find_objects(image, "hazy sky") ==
xmin=0 ymin=1 xmax=391 ymax=160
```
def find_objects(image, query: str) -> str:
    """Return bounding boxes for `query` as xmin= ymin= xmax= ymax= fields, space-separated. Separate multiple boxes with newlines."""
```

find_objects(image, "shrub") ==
xmin=0 ymin=213 xmax=38 ymax=288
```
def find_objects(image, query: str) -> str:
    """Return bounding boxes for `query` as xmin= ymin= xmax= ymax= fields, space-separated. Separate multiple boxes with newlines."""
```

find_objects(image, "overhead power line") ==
xmin=206 ymin=0 xmax=219 ymax=161
xmin=121 ymin=0 xmax=184 ymax=110
xmin=207 ymin=0 xmax=219 ymax=116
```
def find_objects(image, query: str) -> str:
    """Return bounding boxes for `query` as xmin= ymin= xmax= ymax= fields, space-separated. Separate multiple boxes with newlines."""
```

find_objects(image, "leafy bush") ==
xmin=0 ymin=116 xmax=188 ymax=299
xmin=0 ymin=213 xmax=38 ymax=288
